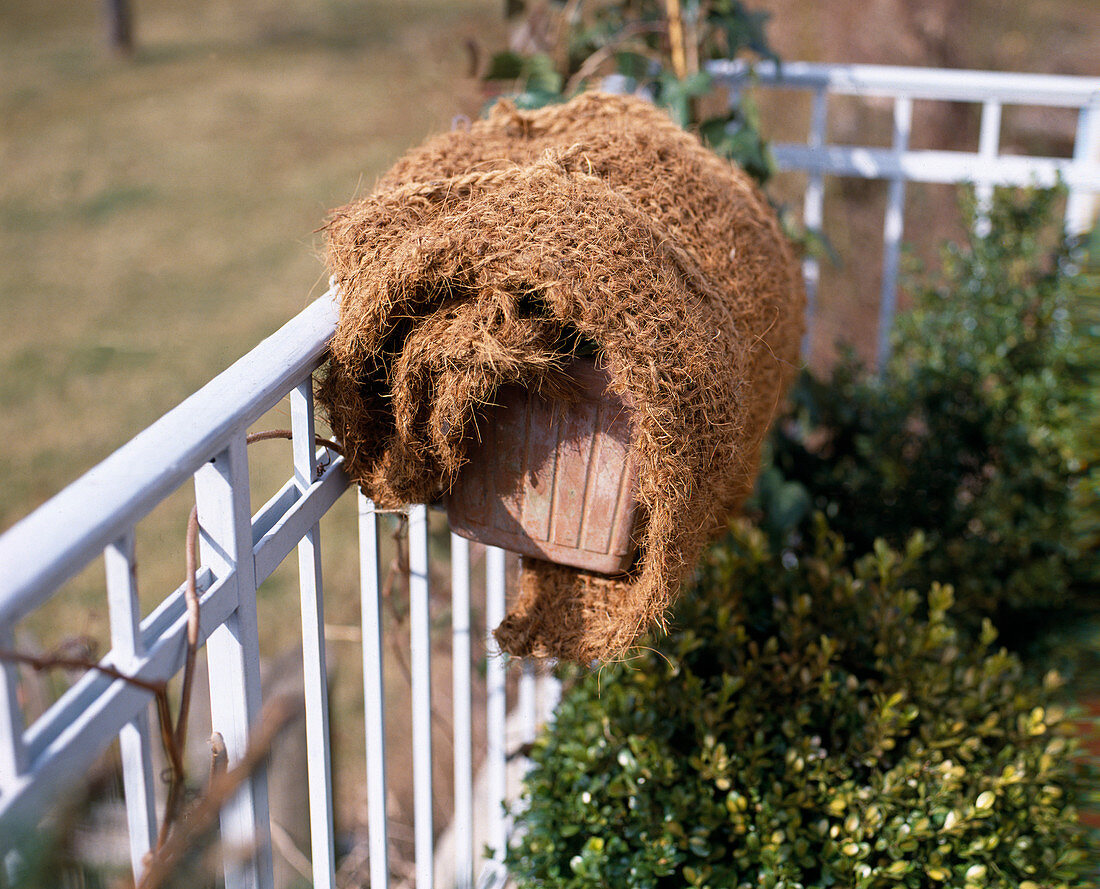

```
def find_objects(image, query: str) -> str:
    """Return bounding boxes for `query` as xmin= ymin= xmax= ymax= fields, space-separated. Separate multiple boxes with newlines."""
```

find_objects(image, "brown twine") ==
xmin=0 ymin=649 xmax=165 ymax=695
xmin=0 ymin=646 xmax=187 ymax=852
xmin=328 ymin=143 xmax=589 ymax=210
xmin=245 ymin=428 xmax=345 ymax=455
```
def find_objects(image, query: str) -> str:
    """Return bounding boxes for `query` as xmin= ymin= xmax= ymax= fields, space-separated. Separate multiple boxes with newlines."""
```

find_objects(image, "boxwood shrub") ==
xmin=762 ymin=188 xmax=1094 ymax=625
xmin=507 ymin=520 xmax=1094 ymax=888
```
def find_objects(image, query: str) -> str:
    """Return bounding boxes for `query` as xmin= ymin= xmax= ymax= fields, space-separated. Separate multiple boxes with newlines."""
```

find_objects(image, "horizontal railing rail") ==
xmin=766 ymin=144 xmax=1100 ymax=191
xmin=708 ymin=59 xmax=1100 ymax=105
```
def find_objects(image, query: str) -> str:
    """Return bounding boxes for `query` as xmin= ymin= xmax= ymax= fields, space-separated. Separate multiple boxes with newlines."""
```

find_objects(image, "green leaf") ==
xmin=483 ymin=50 xmax=526 ymax=81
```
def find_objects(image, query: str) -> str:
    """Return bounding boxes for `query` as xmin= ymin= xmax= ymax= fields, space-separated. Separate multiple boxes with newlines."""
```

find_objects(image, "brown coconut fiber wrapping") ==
xmin=318 ymin=91 xmax=805 ymax=663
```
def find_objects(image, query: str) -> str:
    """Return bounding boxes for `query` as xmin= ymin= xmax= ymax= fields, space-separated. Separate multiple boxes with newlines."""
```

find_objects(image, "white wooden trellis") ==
xmin=1 ymin=61 xmax=1098 ymax=889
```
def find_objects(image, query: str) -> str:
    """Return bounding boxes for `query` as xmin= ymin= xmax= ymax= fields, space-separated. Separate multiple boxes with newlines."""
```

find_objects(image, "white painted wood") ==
xmin=194 ymin=434 xmax=274 ymax=889
xmin=0 ymin=623 xmax=26 ymax=792
xmin=450 ymin=533 xmax=474 ymax=889
xmin=252 ymin=458 xmax=348 ymax=586
xmin=105 ymin=531 xmax=158 ymax=880
xmin=4 ymin=849 xmax=20 ymax=886
xmin=708 ymin=62 xmax=1100 ymax=203
xmin=0 ymin=289 xmax=339 ymax=627
xmin=114 ymin=712 xmax=164 ymax=879
xmin=540 ymin=672 xmax=562 ymax=725
xmin=435 ymin=701 xmax=539 ymax=889
xmin=409 ymin=504 xmax=434 ymax=889
xmin=709 ymin=60 xmax=1100 ymax=368
xmin=251 ymin=483 xmax=301 ymax=545
xmin=768 ymin=144 xmax=1100 ymax=191
xmin=709 ymin=59 xmax=1100 ymax=107
xmin=974 ymin=100 xmax=1003 ymax=236
xmin=484 ymin=547 xmax=507 ymax=863
xmin=513 ymin=660 xmax=537 ymax=816
xmin=135 ymin=566 xmax=214 ymax=655
xmin=23 ymin=565 xmax=213 ymax=764
xmin=105 ymin=532 xmax=142 ymax=665
xmin=877 ymin=96 xmax=912 ymax=369
xmin=801 ymin=86 xmax=828 ymax=356
xmin=1066 ymin=97 xmax=1100 ymax=237
xmin=437 ymin=699 xmax=542 ymax=889
xmin=1 ymin=567 xmax=219 ymax=836
xmin=358 ymin=493 xmax=390 ymax=889
xmin=0 ymin=294 xmax=348 ymax=850
xmin=519 ymin=662 xmax=536 ymax=748
xmin=291 ymin=383 xmax=337 ymax=889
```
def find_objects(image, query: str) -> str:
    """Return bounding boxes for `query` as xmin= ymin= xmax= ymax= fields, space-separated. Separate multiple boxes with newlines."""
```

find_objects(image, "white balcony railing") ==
xmin=1 ymin=63 xmax=1098 ymax=889
xmin=709 ymin=60 xmax=1100 ymax=365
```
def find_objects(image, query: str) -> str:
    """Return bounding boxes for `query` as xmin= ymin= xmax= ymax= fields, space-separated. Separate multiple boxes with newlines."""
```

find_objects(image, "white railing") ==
xmin=0 ymin=293 xmax=344 ymax=888
xmin=1 ymin=62 xmax=1098 ymax=889
xmin=0 ymin=286 xmax=556 ymax=889
xmin=709 ymin=60 xmax=1100 ymax=365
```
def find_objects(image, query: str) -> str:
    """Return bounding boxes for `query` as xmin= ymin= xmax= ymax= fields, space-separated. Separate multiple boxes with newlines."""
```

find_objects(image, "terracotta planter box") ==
xmin=446 ymin=360 xmax=639 ymax=574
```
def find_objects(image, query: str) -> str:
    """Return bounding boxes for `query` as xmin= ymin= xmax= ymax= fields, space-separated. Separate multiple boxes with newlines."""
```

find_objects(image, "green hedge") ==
xmin=507 ymin=520 xmax=1094 ymax=888
xmin=762 ymin=188 xmax=1095 ymax=624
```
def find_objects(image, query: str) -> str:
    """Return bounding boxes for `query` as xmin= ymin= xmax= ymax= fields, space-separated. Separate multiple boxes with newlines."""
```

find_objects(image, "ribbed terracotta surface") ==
xmin=446 ymin=361 xmax=639 ymax=574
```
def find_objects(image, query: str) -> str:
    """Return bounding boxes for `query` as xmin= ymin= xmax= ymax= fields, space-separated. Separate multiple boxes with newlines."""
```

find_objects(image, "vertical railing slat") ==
xmin=877 ymin=95 xmax=912 ymax=370
xmin=485 ymin=546 xmax=508 ymax=867
xmin=1066 ymin=96 xmax=1100 ymax=237
xmin=801 ymin=86 xmax=828 ymax=359
xmin=513 ymin=659 xmax=538 ymax=822
xmin=408 ymin=504 xmax=434 ymax=889
xmin=358 ymin=493 xmax=390 ymax=889
xmin=519 ymin=661 xmax=537 ymax=751
xmin=290 ymin=383 xmax=337 ymax=889
xmin=540 ymin=670 xmax=562 ymax=725
xmin=105 ymin=530 xmax=159 ymax=880
xmin=0 ymin=623 xmax=27 ymax=794
xmin=974 ymin=99 xmax=1003 ymax=236
xmin=194 ymin=433 xmax=274 ymax=889
xmin=450 ymin=533 xmax=474 ymax=889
